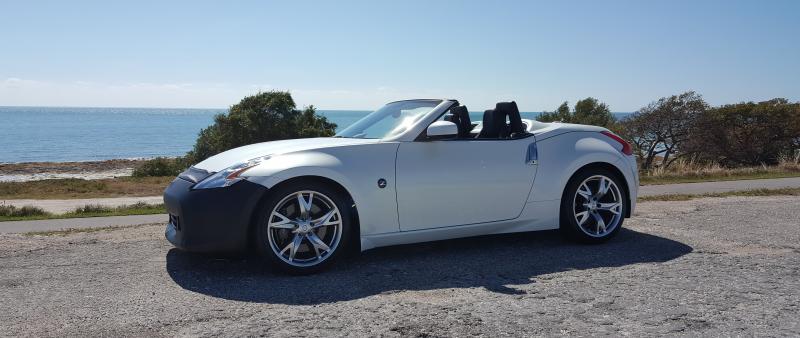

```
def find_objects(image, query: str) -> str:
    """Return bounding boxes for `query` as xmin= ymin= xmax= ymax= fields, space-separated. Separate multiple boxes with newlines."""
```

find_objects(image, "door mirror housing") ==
xmin=426 ymin=121 xmax=458 ymax=139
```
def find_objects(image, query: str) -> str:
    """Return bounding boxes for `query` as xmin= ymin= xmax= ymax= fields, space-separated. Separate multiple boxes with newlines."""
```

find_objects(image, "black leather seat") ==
xmin=477 ymin=109 xmax=507 ymax=138
xmin=495 ymin=101 xmax=525 ymax=136
xmin=449 ymin=105 xmax=472 ymax=138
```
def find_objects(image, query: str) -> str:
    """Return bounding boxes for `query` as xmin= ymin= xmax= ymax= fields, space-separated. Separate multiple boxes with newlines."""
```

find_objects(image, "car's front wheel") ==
xmin=255 ymin=180 xmax=353 ymax=274
xmin=560 ymin=168 xmax=626 ymax=243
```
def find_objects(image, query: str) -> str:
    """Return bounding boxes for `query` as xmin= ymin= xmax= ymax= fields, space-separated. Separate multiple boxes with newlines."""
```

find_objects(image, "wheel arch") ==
xmin=565 ymin=162 xmax=632 ymax=218
xmin=246 ymin=175 xmax=362 ymax=253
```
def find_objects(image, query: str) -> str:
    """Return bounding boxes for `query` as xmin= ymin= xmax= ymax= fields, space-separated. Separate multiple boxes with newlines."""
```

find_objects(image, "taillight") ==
xmin=601 ymin=131 xmax=633 ymax=156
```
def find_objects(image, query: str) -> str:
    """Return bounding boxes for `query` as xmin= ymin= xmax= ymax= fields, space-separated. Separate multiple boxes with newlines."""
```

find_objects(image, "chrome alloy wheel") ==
xmin=267 ymin=190 xmax=343 ymax=267
xmin=573 ymin=175 xmax=624 ymax=238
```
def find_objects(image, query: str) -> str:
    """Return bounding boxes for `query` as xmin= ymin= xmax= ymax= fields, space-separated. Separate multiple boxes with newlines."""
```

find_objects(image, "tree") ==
xmin=685 ymin=98 xmax=800 ymax=166
xmin=186 ymin=91 xmax=337 ymax=163
xmin=619 ymin=91 xmax=707 ymax=169
xmin=538 ymin=97 xmax=615 ymax=128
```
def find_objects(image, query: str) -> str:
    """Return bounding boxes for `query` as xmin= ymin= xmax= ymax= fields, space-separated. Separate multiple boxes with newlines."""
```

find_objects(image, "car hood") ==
xmin=193 ymin=137 xmax=380 ymax=172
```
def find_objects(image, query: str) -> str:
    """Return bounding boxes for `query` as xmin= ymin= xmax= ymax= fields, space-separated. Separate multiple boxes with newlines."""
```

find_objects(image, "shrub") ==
xmin=185 ymin=91 xmax=337 ymax=164
xmin=132 ymin=157 xmax=186 ymax=177
xmin=685 ymin=98 xmax=800 ymax=166
xmin=0 ymin=204 xmax=49 ymax=217
xmin=72 ymin=204 xmax=112 ymax=214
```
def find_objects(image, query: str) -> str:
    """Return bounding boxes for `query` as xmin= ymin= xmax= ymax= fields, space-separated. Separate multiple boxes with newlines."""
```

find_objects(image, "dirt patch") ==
xmin=0 ymin=159 xmax=154 ymax=182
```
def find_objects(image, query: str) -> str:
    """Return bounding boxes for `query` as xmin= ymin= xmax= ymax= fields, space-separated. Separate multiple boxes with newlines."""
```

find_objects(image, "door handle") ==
xmin=526 ymin=143 xmax=538 ymax=165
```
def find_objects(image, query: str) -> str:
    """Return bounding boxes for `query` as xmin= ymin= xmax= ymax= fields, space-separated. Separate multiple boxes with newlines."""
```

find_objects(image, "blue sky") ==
xmin=1 ymin=0 xmax=798 ymax=111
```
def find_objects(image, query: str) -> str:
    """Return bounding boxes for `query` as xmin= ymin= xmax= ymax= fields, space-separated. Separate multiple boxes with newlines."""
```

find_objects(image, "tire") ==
xmin=255 ymin=180 xmax=353 ymax=274
xmin=559 ymin=168 xmax=626 ymax=243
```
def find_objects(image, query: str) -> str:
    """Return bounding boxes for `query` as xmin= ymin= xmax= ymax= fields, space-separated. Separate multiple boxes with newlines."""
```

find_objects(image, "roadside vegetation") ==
xmin=639 ymin=155 xmax=800 ymax=185
xmin=638 ymin=187 xmax=800 ymax=202
xmin=0 ymin=202 xmax=164 ymax=222
xmin=23 ymin=223 xmax=152 ymax=237
xmin=0 ymin=176 xmax=172 ymax=199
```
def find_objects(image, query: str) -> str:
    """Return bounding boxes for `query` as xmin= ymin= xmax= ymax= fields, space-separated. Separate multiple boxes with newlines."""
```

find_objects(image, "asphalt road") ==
xmin=2 ymin=196 xmax=163 ymax=213
xmin=1 ymin=195 xmax=798 ymax=336
xmin=0 ymin=214 xmax=166 ymax=233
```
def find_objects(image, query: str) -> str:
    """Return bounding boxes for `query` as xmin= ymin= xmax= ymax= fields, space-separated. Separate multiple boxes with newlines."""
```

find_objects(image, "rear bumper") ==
xmin=163 ymin=177 xmax=268 ymax=253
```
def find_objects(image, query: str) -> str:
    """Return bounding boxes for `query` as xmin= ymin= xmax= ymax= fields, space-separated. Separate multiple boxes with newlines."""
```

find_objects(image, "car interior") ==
xmin=439 ymin=101 xmax=533 ymax=140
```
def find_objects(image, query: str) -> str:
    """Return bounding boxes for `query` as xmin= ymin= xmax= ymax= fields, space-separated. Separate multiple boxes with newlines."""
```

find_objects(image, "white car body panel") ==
xmin=191 ymin=99 xmax=639 ymax=251
xmin=395 ymin=138 xmax=537 ymax=230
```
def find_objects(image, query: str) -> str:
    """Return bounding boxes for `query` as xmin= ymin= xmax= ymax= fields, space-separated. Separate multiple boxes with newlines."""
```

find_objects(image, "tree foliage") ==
xmin=619 ymin=91 xmax=707 ymax=169
xmin=685 ymin=98 xmax=800 ymax=166
xmin=186 ymin=91 xmax=337 ymax=163
xmin=538 ymin=97 xmax=615 ymax=128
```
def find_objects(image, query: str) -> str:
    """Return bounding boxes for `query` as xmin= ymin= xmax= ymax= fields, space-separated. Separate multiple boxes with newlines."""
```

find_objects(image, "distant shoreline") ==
xmin=0 ymin=158 xmax=158 ymax=182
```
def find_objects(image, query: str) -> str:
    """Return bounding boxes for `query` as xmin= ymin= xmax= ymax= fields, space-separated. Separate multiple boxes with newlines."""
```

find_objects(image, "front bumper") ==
xmin=163 ymin=177 xmax=268 ymax=253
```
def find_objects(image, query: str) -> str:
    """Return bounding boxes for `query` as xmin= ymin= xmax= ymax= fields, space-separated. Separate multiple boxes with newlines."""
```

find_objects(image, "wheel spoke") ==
xmin=312 ymin=209 xmax=338 ymax=228
xmin=577 ymin=183 xmax=593 ymax=200
xmin=307 ymin=232 xmax=331 ymax=259
xmin=575 ymin=211 xmax=590 ymax=226
xmin=598 ymin=202 xmax=622 ymax=215
xmin=287 ymin=234 xmax=304 ymax=262
xmin=595 ymin=177 xmax=610 ymax=198
xmin=591 ymin=211 xmax=606 ymax=234
xmin=269 ymin=211 xmax=295 ymax=229
xmin=297 ymin=192 xmax=314 ymax=219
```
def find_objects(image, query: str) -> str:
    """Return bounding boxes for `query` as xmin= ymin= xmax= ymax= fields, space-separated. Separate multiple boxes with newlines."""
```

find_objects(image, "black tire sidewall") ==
xmin=255 ymin=180 xmax=353 ymax=274
xmin=559 ymin=168 xmax=626 ymax=243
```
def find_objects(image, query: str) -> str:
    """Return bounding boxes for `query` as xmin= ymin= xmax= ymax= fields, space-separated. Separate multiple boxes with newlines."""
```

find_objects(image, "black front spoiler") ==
xmin=163 ymin=177 xmax=268 ymax=253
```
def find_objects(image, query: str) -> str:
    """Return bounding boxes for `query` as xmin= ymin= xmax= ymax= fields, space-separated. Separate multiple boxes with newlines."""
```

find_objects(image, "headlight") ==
xmin=193 ymin=155 xmax=271 ymax=189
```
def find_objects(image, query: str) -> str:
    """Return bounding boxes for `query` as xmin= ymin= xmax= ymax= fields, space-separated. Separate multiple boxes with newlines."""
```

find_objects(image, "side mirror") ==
xmin=426 ymin=121 xmax=459 ymax=138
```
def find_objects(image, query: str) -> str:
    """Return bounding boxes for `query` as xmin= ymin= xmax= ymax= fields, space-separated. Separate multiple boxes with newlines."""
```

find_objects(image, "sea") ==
xmin=0 ymin=106 xmax=631 ymax=163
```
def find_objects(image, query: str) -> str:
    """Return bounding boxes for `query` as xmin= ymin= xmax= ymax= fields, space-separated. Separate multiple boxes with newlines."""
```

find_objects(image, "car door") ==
xmin=395 ymin=138 xmax=538 ymax=231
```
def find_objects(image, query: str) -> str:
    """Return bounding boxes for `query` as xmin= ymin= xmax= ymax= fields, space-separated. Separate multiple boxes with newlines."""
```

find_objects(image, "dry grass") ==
xmin=0 ymin=176 xmax=173 ymax=199
xmin=640 ymin=155 xmax=800 ymax=185
xmin=638 ymin=187 xmax=800 ymax=202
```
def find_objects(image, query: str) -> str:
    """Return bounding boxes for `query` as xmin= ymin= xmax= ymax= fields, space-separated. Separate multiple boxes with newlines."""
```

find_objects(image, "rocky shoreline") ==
xmin=0 ymin=159 xmax=150 ymax=182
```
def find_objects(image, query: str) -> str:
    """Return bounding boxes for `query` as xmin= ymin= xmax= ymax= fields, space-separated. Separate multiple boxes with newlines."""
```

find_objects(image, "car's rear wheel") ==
xmin=255 ymin=181 xmax=352 ymax=274
xmin=560 ymin=168 xmax=626 ymax=243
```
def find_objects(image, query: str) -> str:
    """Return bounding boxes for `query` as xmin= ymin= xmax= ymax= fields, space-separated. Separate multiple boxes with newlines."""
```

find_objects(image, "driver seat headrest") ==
xmin=449 ymin=105 xmax=472 ymax=138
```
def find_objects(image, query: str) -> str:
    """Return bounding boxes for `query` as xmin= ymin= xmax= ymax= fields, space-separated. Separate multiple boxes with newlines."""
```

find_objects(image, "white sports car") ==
xmin=164 ymin=99 xmax=638 ymax=274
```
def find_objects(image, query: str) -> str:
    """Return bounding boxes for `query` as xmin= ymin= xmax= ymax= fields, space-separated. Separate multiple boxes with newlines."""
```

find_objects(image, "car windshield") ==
xmin=336 ymin=100 xmax=442 ymax=139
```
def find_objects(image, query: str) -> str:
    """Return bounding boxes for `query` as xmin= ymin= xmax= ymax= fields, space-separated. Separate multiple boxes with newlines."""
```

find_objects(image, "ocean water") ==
xmin=0 ymin=106 xmax=630 ymax=163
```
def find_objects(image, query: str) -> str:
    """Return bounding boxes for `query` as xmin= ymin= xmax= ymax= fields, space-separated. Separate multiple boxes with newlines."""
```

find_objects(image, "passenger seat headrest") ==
xmin=495 ymin=101 xmax=525 ymax=136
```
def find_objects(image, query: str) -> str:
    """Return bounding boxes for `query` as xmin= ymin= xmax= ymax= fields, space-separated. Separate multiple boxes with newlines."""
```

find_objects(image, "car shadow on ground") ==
xmin=166 ymin=228 xmax=692 ymax=305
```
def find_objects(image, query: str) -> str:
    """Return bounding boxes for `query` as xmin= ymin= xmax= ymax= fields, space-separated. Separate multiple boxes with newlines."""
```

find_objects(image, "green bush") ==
xmin=185 ymin=91 xmax=337 ymax=164
xmin=0 ymin=204 xmax=49 ymax=217
xmin=538 ymin=97 xmax=615 ymax=128
xmin=132 ymin=157 xmax=186 ymax=177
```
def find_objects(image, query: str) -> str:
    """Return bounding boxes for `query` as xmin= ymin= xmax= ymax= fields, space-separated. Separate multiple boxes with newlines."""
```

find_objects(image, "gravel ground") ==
xmin=1 ymin=195 xmax=798 ymax=337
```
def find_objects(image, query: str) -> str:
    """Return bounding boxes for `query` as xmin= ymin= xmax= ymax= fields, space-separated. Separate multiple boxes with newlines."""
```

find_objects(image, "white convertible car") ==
xmin=164 ymin=99 xmax=638 ymax=273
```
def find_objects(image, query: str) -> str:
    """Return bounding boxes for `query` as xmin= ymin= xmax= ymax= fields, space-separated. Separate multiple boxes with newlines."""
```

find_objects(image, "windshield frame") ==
xmin=335 ymin=99 xmax=453 ymax=141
